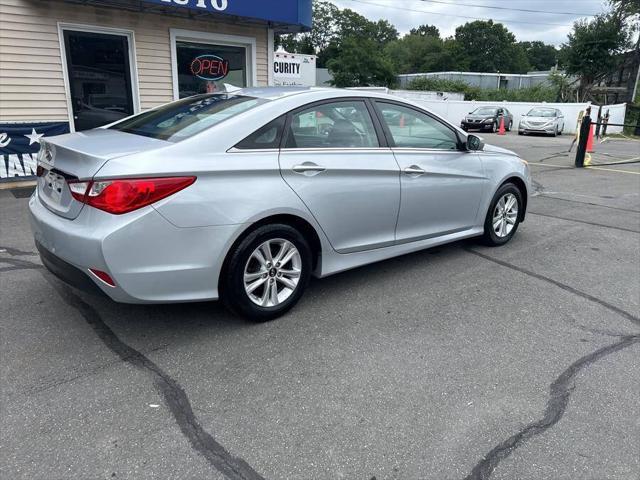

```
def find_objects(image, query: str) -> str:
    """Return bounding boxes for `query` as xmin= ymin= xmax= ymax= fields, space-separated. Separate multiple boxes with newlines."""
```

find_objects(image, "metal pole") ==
xmin=575 ymin=115 xmax=591 ymax=168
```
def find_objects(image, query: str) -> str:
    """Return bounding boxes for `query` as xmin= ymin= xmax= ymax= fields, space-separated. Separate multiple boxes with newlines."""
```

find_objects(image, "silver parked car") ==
xmin=518 ymin=107 xmax=565 ymax=136
xmin=30 ymin=88 xmax=531 ymax=321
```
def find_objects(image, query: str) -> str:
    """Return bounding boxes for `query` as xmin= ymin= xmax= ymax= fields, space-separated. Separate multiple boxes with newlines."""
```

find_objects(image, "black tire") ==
xmin=481 ymin=183 xmax=523 ymax=247
xmin=220 ymin=224 xmax=312 ymax=321
xmin=518 ymin=131 xmax=524 ymax=136
xmin=507 ymin=121 xmax=513 ymax=132
xmin=491 ymin=121 xmax=497 ymax=133
xmin=462 ymin=126 xmax=468 ymax=132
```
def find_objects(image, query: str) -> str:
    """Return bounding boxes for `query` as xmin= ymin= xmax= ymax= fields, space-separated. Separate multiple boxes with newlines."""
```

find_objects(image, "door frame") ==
xmin=58 ymin=22 xmax=141 ymax=133
xmin=169 ymin=28 xmax=258 ymax=100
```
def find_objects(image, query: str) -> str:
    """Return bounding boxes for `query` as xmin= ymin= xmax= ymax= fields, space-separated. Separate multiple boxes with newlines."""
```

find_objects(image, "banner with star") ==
xmin=0 ymin=122 xmax=70 ymax=180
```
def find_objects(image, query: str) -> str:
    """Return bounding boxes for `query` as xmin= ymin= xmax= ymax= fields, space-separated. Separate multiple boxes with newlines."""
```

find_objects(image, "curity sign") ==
xmin=190 ymin=55 xmax=229 ymax=81
xmin=273 ymin=52 xmax=316 ymax=87
xmin=141 ymin=0 xmax=312 ymax=30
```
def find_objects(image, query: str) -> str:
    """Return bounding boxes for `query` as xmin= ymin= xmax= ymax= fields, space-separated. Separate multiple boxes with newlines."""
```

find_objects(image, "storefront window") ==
xmin=176 ymin=41 xmax=247 ymax=98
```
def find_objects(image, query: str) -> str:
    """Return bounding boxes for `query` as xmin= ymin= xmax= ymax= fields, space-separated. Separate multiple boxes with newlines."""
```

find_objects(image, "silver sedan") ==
xmin=30 ymin=88 xmax=531 ymax=321
xmin=518 ymin=107 xmax=565 ymax=136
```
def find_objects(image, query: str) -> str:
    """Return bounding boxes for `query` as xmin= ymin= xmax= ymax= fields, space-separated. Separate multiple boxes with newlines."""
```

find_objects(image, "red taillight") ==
xmin=88 ymin=268 xmax=116 ymax=287
xmin=68 ymin=177 xmax=196 ymax=215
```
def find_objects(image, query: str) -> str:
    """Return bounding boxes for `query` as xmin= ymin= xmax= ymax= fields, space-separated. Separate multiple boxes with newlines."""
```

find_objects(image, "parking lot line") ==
xmin=586 ymin=166 xmax=640 ymax=175
xmin=527 ymin=163 xmax=574 ymax=169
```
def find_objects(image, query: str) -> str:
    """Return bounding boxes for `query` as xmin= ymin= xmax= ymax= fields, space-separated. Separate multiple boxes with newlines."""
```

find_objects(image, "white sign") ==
xmin=273 ymin=52 xmax=316 ymax=87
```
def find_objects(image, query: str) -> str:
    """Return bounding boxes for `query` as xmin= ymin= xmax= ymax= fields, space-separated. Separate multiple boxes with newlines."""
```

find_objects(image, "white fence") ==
xmin=394 ymin=97 xmax=628 ymax=134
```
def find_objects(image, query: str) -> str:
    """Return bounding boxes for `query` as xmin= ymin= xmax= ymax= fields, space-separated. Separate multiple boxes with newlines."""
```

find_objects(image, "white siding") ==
xmin=0 ymin=0 xmax=269 ymax=122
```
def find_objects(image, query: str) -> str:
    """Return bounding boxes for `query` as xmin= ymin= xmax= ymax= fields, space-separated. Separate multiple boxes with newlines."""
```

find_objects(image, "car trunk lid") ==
xmin=37 ymin=129 xmax=169 ymax=219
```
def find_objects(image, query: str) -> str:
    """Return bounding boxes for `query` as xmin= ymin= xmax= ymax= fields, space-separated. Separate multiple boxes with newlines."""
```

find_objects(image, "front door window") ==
xmin=63 ymin=30 xmax=134 ymax=131
xmin=176 ymin=41 xmax=247 ymax=98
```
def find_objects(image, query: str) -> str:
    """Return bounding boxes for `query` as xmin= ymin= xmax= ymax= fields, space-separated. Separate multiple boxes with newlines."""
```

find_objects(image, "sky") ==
xmin=328 ymin=0 xmax=611 ymax=46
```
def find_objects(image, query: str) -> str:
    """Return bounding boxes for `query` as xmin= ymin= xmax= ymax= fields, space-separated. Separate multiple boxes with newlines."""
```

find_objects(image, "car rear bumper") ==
xmin=29 ymin=189 xmax=241 ymax=303
xmin=36 ymin=239 xmax=107 ymax=296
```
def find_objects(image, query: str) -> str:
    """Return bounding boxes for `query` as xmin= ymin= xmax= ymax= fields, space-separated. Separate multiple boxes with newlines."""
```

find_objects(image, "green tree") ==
xmin=327 ymin=36 xmax=396 ymax=87
xmin=409 ymin=24 xmax=440 ymax=38
xmin=275 ymin=0 xmax=340 ymax=65
xmin=518 ymin=41 xmax=559 ymax=71
xmin=453 ymin=20 xmax=530 ymax=73
xmin=334 ymin=8 xmax=399 ymax=46
xmin=384 ymin=33 xmax=457 ymax=74
xmin=561 ymin=13 xmax=631 ymax=99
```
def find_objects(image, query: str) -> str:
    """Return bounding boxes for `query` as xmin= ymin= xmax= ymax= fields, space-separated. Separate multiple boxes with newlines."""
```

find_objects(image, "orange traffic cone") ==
xmin=586 ymin=124 xmax=595 ymax=152
xmin=497 ymin=116 xmax=506 ymax=135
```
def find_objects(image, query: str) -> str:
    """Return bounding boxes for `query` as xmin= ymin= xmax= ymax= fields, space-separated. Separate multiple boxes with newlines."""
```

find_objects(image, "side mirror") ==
xmin=466 ymin=134 xmax=484 ymax=151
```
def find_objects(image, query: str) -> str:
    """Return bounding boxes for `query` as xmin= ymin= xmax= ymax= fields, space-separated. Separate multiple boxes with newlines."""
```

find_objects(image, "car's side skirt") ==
xmin=317 ymin=226 xmax=484 ymax=278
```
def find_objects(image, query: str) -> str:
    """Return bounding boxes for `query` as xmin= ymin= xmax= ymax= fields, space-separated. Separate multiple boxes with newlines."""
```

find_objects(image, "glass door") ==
xmin=63 ymin=30 xmax=134 ymax=131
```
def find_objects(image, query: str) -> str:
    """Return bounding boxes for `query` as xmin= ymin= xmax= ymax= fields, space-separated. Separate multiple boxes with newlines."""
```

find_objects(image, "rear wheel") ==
xmin=481 ymin=183 xmax=523 ymax=246
xmin=491 ymin=121 xmax=497 ymax=133
xmin=507 ymin=120 xmax=513 ymax=132
xmin=221 ymin=224 xmax=312 ymax=321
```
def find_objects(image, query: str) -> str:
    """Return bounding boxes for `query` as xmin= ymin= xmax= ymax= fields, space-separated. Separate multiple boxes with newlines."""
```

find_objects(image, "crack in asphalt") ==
xmin=463 ymin=248 xmax=640 ymax=479
xmin=462 ymin=334 xmax=640 ymax=480
xmin=42 ymin=275 xmax=265 ymax=480
xmin=0 ymin=256 xmax=43 ymax=273
xmin=466 ymin=249 xmax=640 ymax=328
xmin=0 ymin=246 xmax=39 ymax=256
xmin=528 ymin=211 xmax=640 ymax=234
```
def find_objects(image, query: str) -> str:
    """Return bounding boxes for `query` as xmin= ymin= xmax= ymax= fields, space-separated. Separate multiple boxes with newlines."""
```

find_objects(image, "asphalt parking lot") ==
xmin=1 ymin=132 xmax=639 ymax=480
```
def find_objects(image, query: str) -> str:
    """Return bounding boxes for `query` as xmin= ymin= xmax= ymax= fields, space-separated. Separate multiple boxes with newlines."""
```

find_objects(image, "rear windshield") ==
xmin=527 ymin=108 xmax=556 ymax=117
xmin=109 ymin=94 xmax=265 ymax=142
xmin=472 ymin=107 xmax=498 ymax=115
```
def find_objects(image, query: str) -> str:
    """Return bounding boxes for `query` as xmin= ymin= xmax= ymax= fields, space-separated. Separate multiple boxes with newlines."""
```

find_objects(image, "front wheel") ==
xmin=221 ymin=224 xmax=312 ymax=321
xmin=481 ymin=184 xmax=523 ymax=246
xmin=491 ymin=121 xmax=497 ymax=133
xmin=507 ymin=121 xmax=513 ymax=132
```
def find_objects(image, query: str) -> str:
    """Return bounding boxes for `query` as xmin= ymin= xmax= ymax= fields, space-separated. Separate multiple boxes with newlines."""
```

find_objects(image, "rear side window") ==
xmin=110 ymin=94 xmax=266 ymax=142
xmin=284 ymin=101 xmax=379 ymax=149
xmin=235 ymin=116 xmax=285 ymax=150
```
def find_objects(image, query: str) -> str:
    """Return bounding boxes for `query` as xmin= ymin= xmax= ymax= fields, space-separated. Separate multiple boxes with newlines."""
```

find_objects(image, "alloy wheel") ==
xmin=244 ymin=239 xmax=302 ymax=307
xmin=492 ymin=193 xmax=518 ymax=238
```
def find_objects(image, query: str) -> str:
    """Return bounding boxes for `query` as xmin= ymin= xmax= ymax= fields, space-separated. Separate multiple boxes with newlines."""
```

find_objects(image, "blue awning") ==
xmin=141 ymin=0 xmax=312 ymax=31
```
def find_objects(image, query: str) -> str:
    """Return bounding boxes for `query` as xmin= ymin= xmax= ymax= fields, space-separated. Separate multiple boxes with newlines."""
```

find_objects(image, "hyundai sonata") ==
xmin=30 ymin=88 xmax=531 ymax=321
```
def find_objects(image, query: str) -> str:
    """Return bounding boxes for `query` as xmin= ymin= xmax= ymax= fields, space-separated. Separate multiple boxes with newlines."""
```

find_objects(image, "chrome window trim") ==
xmin=279 ymin=147 xmax=394 ymax=153
xmin=227 ymin=147 xmax=280 ymax=153
xmin=390 ymin=147 xmax=463 ymax=154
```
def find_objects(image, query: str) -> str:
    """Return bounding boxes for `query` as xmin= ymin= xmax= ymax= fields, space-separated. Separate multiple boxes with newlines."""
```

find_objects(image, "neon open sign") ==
xmin=190 ymin=55 xmax=229 ymax=81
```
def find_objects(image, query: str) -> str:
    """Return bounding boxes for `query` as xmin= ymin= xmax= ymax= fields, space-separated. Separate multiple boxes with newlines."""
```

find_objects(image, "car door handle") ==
xmin=292 ymin=163 xmax=326 ymax=174
xmin=403 ymin=165 xmax=426 ymax=176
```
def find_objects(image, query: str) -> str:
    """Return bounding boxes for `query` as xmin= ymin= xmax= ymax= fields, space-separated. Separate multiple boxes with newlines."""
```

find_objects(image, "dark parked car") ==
xmin=461 ymin=106 xmax=513 ymax=133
